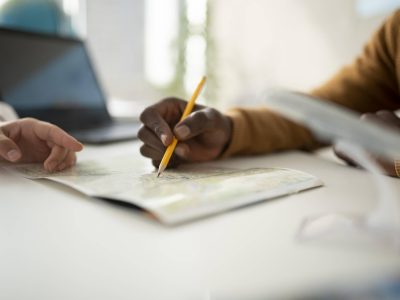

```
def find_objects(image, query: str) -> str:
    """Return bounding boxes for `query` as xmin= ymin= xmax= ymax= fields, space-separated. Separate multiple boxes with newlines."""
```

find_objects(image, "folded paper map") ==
xmin=6 ymin=155 xmax=323 ymax=224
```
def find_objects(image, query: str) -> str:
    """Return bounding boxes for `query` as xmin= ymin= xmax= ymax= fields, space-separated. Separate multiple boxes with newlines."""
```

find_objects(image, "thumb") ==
xmin=174 ymin=108 xmax=221 ymax=141
xmin=0 ymin=132 xmax=22 ymax=162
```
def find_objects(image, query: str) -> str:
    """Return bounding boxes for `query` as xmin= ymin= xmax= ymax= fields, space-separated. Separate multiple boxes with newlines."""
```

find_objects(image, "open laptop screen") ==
xmin=0 ymin=28 xmax=111 ymax=131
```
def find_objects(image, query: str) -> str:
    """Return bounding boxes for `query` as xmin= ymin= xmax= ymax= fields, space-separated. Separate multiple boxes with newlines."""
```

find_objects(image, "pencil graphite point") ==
xmin=157 ymin=163 xmax=166 ymax=178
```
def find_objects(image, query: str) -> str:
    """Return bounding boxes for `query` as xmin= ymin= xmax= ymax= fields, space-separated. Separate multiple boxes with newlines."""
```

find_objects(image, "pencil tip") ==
xmin=157 ymin=164 xmax=166 ymax=178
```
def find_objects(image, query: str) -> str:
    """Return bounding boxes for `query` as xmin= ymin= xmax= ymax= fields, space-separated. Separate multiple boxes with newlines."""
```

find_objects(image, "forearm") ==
xmin=222 ymin=107 xmax=323 ymax=157
xmin=311 ymin=10 xmax=400 ymax=113
xmin=222 ymin=11 xmax=400 ymax=158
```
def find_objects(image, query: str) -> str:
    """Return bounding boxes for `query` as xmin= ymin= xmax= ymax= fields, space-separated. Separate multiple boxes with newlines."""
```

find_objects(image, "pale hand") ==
xmin=0 ymin=118 xmax=83 ymax=172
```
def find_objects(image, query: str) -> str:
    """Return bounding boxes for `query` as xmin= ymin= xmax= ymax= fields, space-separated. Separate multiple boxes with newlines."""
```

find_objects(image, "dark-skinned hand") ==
xmin=334 ymin=110 xmax=400 ymax=177
xmin=138 ymin=98 xmax=232 ymax=168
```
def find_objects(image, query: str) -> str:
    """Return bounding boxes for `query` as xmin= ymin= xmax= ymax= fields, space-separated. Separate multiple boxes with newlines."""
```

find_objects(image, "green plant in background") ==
xmin=160 ymin=0 xmax=217 ymax=105
xmin=204 ymin=0 xmax=217 ymax=105
xmin=162 ymin=0 xmax=188 ymax=99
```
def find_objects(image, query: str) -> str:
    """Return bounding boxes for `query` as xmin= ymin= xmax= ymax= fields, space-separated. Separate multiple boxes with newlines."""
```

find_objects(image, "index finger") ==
xmin=140 ymin=106 xmax=173 ymax=146
xmin=140 ymin=99 xmax=187 ymax=146
xmin=34 ymin=121 xmax=83 ymax=151
xmin=140 ymin=98 xmax=204 ymax=146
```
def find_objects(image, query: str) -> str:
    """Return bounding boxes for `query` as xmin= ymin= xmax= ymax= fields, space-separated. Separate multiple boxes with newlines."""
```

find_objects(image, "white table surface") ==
xmin=1 ymin=141 xmax=399 ymax=300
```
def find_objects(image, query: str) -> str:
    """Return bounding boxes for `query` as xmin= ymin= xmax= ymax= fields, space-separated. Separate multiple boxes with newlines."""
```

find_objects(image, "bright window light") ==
xmin=186 ymin=0 xmax=207 ymax=26
xmin=185 ymin=0 xmax=208 ymax=96
xmin=63 ymin=0 xmax=80 ymax=16
xmin=184 ymin=35 xmax=206 ymax=94
xmin=62 ymin=0 xmax=86 ymax=37
xmin=145 ymin=0 xmax=179 ymax=87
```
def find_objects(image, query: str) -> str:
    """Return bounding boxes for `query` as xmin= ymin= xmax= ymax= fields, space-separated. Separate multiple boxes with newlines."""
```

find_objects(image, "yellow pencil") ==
xmin=157 ymin=76 xmax=207 ymax=177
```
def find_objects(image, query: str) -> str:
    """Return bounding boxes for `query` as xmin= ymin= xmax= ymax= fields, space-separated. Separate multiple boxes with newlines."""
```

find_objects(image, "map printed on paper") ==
xmin=7 ymin=155 xmax=323 ymax=224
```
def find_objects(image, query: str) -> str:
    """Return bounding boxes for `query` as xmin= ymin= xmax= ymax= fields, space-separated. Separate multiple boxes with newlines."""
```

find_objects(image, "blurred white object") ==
xmin=297 ymin=141 xmax=400 ymax=250
xmin=0 ymin=102 xmax=18 ymax=121
xmin=264 ymin=90 xmax=400 ymax=161
xmin=264 ymin=90 xmax=400 ymax=251
xmin=335 ymin=141 xmax=400 ymax=231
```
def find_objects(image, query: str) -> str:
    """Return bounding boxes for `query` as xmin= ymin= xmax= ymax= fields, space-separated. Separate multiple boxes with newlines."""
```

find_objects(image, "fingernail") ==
xmin=161 ymin=134 xmax=168 ymax=146
xmin=175 ymin=125 xmax=190 ymax=139
xmin=58 ymin=163 xmax=66 ymax=171
xmin=7 ymin=149 xmax=20 ymax=162
xmin=175 ymin=145 xmax=187 ymax=158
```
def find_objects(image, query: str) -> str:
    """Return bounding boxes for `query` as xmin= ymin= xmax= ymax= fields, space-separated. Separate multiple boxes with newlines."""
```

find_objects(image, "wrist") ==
xmin=217 ymin=115 xmax=233 ymax=158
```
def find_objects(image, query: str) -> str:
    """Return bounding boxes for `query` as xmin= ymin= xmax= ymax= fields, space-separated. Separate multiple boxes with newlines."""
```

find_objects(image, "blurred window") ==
xmin=0 ymin=0 xmax=82 ymax=37
xmin=144 ymin=0 xmax=210 ymax=100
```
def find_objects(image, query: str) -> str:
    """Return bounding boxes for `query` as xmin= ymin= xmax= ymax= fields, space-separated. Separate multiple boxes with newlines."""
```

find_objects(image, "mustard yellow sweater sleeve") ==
xmin=222 ymin=10 xmax=400 ymax=158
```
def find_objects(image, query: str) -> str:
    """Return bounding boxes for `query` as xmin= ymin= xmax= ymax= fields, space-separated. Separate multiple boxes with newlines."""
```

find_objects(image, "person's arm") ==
xmin=223 ymin=10 xmax=400 ymax=157
xmin=311 ymin=10 xmax=400 ymax=113
xmin=138 ymin=11 xmax=400 ymax=170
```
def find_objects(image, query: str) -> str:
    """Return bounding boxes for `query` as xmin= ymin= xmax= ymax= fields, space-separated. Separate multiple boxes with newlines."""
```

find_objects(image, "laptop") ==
xmin=0 ymin=27 xmax=140 ymax=144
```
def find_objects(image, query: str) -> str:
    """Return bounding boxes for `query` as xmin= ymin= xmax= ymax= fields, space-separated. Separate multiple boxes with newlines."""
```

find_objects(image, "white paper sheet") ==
xmin=7 ymin=155 xmax=323 ymax=225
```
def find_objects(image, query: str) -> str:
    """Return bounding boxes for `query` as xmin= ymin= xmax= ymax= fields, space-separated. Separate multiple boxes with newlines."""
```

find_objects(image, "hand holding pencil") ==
xmin=138 ymin=77 xmax=233 ymax=170
xmin=157 ymin=76 xmax=207 ymax=176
